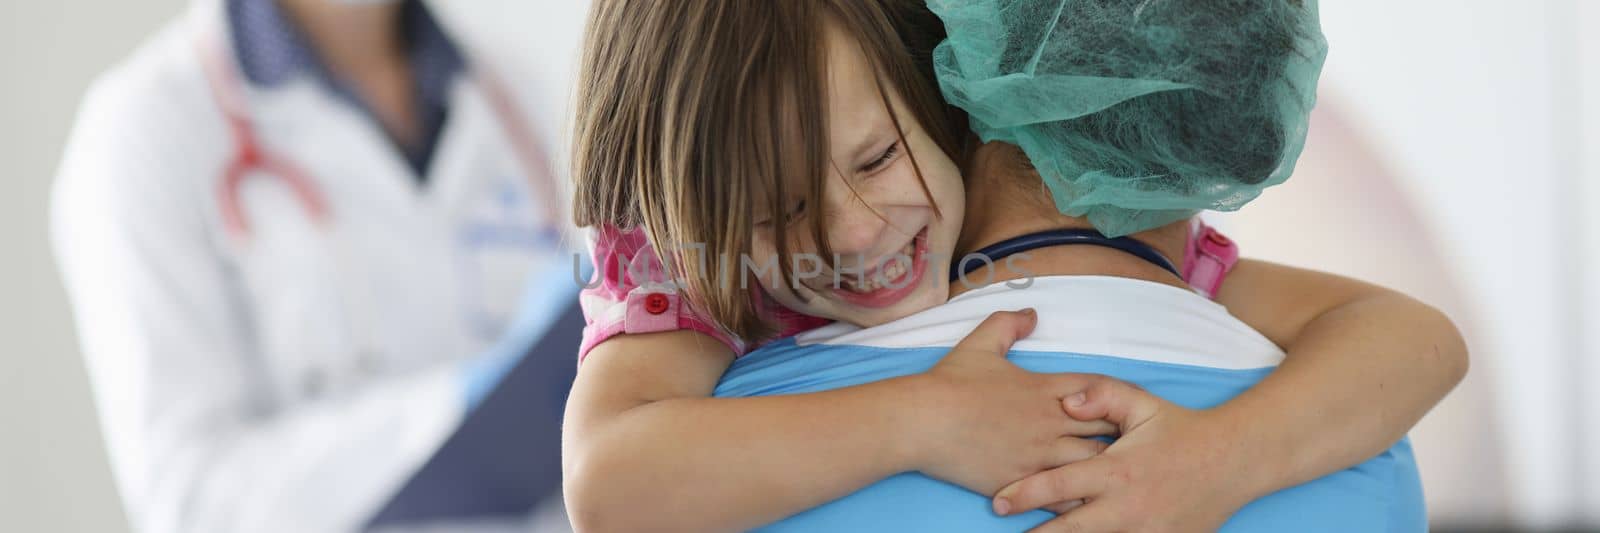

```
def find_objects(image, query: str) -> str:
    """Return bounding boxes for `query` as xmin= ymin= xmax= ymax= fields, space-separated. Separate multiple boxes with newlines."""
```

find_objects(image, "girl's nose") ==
xmin=822 ymin=202 xmax=887 ymax=258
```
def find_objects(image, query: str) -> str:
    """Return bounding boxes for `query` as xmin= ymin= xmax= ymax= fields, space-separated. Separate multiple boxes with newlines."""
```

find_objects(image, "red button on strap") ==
xmin=1205 ymin=230 xmax=1232 ymax=247
xmin=643 ymin=293 xmax=670 ymax=315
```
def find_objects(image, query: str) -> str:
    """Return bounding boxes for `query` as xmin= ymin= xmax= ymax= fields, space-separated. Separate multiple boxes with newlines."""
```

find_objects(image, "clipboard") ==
xmin=366 ymin=299 xmax=585 ymax=528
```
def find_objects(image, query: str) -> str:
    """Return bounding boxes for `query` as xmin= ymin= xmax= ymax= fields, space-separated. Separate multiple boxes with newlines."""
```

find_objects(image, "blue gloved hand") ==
xmin=461 ymin=337 xmax=527 ymax=412
xmin=461 ymin=256 xmax=590 ymax=412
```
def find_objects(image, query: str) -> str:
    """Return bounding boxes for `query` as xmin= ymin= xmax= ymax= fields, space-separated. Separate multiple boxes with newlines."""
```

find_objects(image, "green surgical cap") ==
xmin=929 ymin=0 xmax=1329 ymax=236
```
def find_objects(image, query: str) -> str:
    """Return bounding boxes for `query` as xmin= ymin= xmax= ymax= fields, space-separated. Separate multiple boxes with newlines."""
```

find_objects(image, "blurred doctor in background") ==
xmin=50 ymin=0 xmax=578 ymax=531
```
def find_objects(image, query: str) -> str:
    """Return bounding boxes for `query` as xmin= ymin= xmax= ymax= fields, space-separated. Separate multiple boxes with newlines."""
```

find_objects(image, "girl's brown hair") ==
xmin=572 ymin=0 xmax=966 ymax=341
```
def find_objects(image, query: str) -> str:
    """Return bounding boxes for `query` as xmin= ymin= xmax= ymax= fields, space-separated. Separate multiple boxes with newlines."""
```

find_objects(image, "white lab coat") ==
xmin=50 ymin=4 xmax=574 ymax=532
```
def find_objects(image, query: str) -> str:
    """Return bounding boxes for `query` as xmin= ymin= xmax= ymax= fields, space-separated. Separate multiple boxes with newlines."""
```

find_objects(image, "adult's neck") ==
xmin=950 ymin=142 xmax=1190 ymax=298
xmin=277 ymin=0 xmax=419 ymax=148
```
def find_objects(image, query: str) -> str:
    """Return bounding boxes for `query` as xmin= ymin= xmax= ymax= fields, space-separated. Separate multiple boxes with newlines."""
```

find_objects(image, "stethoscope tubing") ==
xmin=195 ymin=26 xmax=562 ymax=242
xmin=953 ymin=228 xmax=1182 ymax=282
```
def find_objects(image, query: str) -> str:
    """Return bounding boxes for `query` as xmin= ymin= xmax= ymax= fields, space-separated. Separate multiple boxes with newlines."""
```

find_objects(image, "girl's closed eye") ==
xmin=861 ymin=142 xmax=901 ymax=174
xmin=757 ymin=199 xmax=809 ymax=227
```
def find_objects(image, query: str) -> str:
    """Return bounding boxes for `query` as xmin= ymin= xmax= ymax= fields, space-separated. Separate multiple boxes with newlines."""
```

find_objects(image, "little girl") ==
xmin=564 ymin=0 xmax=1463 ymax=531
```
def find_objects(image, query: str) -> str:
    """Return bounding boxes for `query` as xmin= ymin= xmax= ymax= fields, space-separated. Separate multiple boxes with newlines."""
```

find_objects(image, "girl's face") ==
xmin=749 ymin=23 xmax=965 ymax=328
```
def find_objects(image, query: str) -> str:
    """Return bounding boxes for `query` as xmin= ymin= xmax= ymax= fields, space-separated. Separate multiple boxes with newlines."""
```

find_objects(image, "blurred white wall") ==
xmin=1321 ymin=1 xmax=1599 ymax=528
xmin=1219 ymin=0 xmax=1600 ymax=529
xmin=1576 ymin=2 xmax=1600 ymax=527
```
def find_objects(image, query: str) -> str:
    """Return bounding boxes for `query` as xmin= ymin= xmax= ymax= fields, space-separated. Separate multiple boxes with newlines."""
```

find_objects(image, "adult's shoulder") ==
xmin=79 ymin=17 xmax=216 ymax=137
xmin=54 ymin=17 xmax=226 ymax=244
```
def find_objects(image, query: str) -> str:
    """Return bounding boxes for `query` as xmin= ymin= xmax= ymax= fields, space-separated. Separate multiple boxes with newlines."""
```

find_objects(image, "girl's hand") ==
xmin=992 ymin=378 xmax=1260 ymax=533
xmin=910 ymin=310 xmax=1118 ymax=497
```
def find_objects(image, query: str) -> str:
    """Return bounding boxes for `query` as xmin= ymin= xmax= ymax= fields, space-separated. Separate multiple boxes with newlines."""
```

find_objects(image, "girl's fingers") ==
xmin=1060 ymin=416 xmax=1118 ymax=438
xmin=1063 ymin=376 xmax=1162 ymax=430
xmin=1027 ymin=500 xmax=1119 ymax=533
xmin=1041 ymin=498 xmax=1084 ymax=515
xmin=950 ymin=309 xmax=1038 ymax=357
xmin=1051 ymin=436 xmax=1109 ymax=467
xmin=994 ymin=458 xmax=1111 ymax=516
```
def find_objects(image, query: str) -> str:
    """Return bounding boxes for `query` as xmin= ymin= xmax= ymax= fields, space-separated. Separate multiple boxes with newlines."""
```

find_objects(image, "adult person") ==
xmin=709 ymin=0 xmax=1454 ymax=529
xmin=51 ymin=0 xmax=575 ymax=531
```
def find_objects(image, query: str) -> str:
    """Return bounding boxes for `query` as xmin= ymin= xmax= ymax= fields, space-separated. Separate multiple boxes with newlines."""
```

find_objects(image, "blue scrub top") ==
xmin=713 ymin=277 xmax=1427 ymax=532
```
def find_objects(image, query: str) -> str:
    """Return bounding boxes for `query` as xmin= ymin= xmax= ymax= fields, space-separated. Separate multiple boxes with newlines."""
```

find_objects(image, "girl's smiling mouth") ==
xmin=830 ymin=228 xmax=930 ymax=308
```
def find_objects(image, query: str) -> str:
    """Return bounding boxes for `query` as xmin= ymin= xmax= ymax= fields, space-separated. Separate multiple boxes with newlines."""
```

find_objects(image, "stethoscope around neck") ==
xmin=195 ymin=25 xmax=565 ymax=366
xmin=952 ymin=228 xmax=1182 ymax=282
xmin=194 ymin=29 xmax=563 ymax=241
